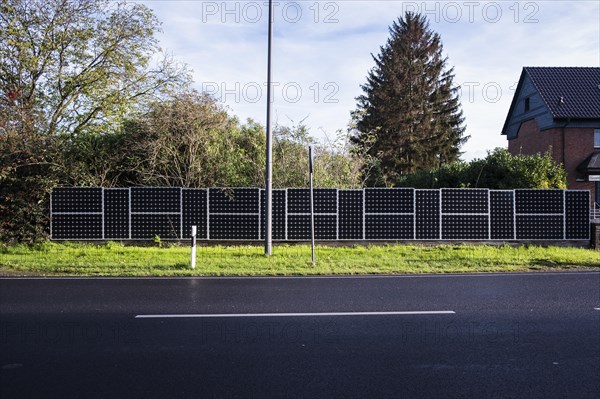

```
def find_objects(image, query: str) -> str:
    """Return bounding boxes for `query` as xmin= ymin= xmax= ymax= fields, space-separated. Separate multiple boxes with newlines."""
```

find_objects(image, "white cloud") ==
xmin=140 ymin=0 xmax=600 ymax=161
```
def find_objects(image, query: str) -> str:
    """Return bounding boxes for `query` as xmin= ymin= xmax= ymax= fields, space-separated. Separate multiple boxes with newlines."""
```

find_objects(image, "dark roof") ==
xmin=576 ymin=152 xmax=600 ymax=174
xmin=525 ymin=67 xmax=600 ymax=119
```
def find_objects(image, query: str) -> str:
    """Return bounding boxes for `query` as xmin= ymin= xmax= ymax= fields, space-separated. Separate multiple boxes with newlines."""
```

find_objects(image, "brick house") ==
xmin=502 ymin=67 xmax=600 ymax=206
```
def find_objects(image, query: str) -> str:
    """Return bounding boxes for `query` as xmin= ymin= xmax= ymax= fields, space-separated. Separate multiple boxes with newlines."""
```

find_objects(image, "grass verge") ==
xmin=0 ymin=242 xmax=598 ymax=276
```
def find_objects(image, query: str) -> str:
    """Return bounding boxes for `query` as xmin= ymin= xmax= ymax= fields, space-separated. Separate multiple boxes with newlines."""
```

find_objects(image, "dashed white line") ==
xmin=135 ymin=311 xmax=456 ymax=319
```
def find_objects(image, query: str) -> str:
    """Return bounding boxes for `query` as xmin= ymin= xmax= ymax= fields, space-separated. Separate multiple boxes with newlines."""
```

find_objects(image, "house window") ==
xmin=524 ymin=97 xmax=530 ymax=112
xmin=595 ymin=129 xmax=600 ymax=148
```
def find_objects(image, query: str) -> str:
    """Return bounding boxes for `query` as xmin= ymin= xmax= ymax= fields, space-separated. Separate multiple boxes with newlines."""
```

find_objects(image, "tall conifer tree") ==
xmin=352 ymin=12 xmax=467 ymax=186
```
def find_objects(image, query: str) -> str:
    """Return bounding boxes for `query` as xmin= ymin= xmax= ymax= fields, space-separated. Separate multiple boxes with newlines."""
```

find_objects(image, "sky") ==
xmin=139 ymin=0 xmax=600 ymax=161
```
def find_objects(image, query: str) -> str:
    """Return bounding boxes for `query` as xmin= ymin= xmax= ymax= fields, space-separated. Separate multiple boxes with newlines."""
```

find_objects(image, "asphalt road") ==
xmin=1 ymin=273 xmax=599 ymax=398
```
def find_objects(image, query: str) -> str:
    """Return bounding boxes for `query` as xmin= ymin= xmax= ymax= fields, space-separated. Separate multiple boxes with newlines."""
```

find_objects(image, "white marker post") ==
xmin=191 ymin=225 xmax=197 ymax=269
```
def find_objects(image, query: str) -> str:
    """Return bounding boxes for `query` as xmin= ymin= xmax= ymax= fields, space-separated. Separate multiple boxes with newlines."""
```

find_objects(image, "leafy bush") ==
xmin=396 ymin=148 xmax=567 ymax=189
xmin=0 ymin=147 xmax=58 ymax=243
xmin=0 ymin=118 xmax=60 ymax=243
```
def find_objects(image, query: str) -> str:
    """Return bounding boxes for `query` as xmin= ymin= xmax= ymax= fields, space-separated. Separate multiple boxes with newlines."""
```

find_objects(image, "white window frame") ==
xmin=594 ymin=129 xmax=600 ymax=148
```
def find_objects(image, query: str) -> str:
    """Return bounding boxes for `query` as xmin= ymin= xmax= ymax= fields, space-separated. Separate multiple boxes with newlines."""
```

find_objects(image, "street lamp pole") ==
xmin=265 ymin=0 xmax=273 ymax=256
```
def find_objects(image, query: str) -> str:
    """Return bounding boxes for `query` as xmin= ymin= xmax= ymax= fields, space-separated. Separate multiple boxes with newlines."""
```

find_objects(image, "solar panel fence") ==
xmin=50 ymin=187 xmax=591 ymax=241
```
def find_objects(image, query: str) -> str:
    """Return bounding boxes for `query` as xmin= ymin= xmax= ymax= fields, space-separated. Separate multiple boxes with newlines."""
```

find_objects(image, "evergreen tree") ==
xmin=351 ymin=12 xmax=467 ymax=186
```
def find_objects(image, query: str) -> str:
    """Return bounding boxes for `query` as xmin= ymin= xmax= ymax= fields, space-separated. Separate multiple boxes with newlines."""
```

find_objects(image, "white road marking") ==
xmin=2 ymin=363 xmax=23 ymax=370
xmin=135 ymin=311 xmax=455 ymax=319
xmin=594 ymin=308 xmax=600 ymax=311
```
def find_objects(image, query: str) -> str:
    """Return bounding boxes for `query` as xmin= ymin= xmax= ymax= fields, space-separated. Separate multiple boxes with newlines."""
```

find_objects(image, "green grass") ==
xmin=0 ymin=242 xmax=598 ymax=276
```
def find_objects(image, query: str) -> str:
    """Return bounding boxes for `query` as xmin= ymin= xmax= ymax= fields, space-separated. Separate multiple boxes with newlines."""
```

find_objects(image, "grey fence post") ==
xmin=309 ymin=146 xmax=315 ymax=265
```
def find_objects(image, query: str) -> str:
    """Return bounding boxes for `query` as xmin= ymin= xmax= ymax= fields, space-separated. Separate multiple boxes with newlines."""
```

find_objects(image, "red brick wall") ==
xmin=507 ymin=120 xmax=596 ymax=203
xmin=507 ymin=119 xmax=563 ymax=163
xmin=562 ymin=127 xmax=595 ymax=197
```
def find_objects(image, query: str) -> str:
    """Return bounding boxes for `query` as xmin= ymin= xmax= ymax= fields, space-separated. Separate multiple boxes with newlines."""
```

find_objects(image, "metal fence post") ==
xmin=309 ymin=146 xmax=315 ymax=265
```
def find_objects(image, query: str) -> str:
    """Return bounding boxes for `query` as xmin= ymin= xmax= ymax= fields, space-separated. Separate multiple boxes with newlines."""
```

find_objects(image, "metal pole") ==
xmin=309 ymin=146 xmax=315 ymax=265
xmin=190 ymin=225 xmax=197 ymax=269
xmin=265 ymin=0 xmax=273 ymax=256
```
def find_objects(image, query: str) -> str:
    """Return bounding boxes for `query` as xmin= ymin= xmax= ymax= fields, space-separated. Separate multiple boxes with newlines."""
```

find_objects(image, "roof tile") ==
xmin=525 ymin=67 xmax=600 ymax=119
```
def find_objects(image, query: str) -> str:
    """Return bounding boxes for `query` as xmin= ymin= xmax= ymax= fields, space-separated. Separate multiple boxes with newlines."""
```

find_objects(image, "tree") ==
xmin=119 ymin=91 xmax=256 ymax=188
xmin=351 ymin=12 xmax=467 ymax=186
xmin=0 ymin=0 xmax=188 ymax=137
xmin=0 ymin=0 xmax=188 ymax=242
xmin=271 ymin=120 xmax=366 ymax=188
xmin=313 ymin=130 xmax=367 ymax=189
xmin=271 ymin=120 xmax=314 ymax=188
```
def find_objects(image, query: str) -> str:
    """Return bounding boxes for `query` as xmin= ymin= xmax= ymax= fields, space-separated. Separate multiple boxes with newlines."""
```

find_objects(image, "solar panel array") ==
xmin=416 ymin=190 xmax=440 ymax=239
xmin=365 ymin=188 xmax=414 ymax=240
xmin=51 ymin=188 xmax=591 ymax=241
xmin=51 ymin=188 xmax=103 ymax=239
xmin=338 ymin=190 xmax=363 ymax=240
xmin=208 ymin=188 xmax=259 ymax=240
xmin=441 ymin=189 xmax=489 ymax=240
xmin=490 ymin=191 xmax=514 ymax=240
